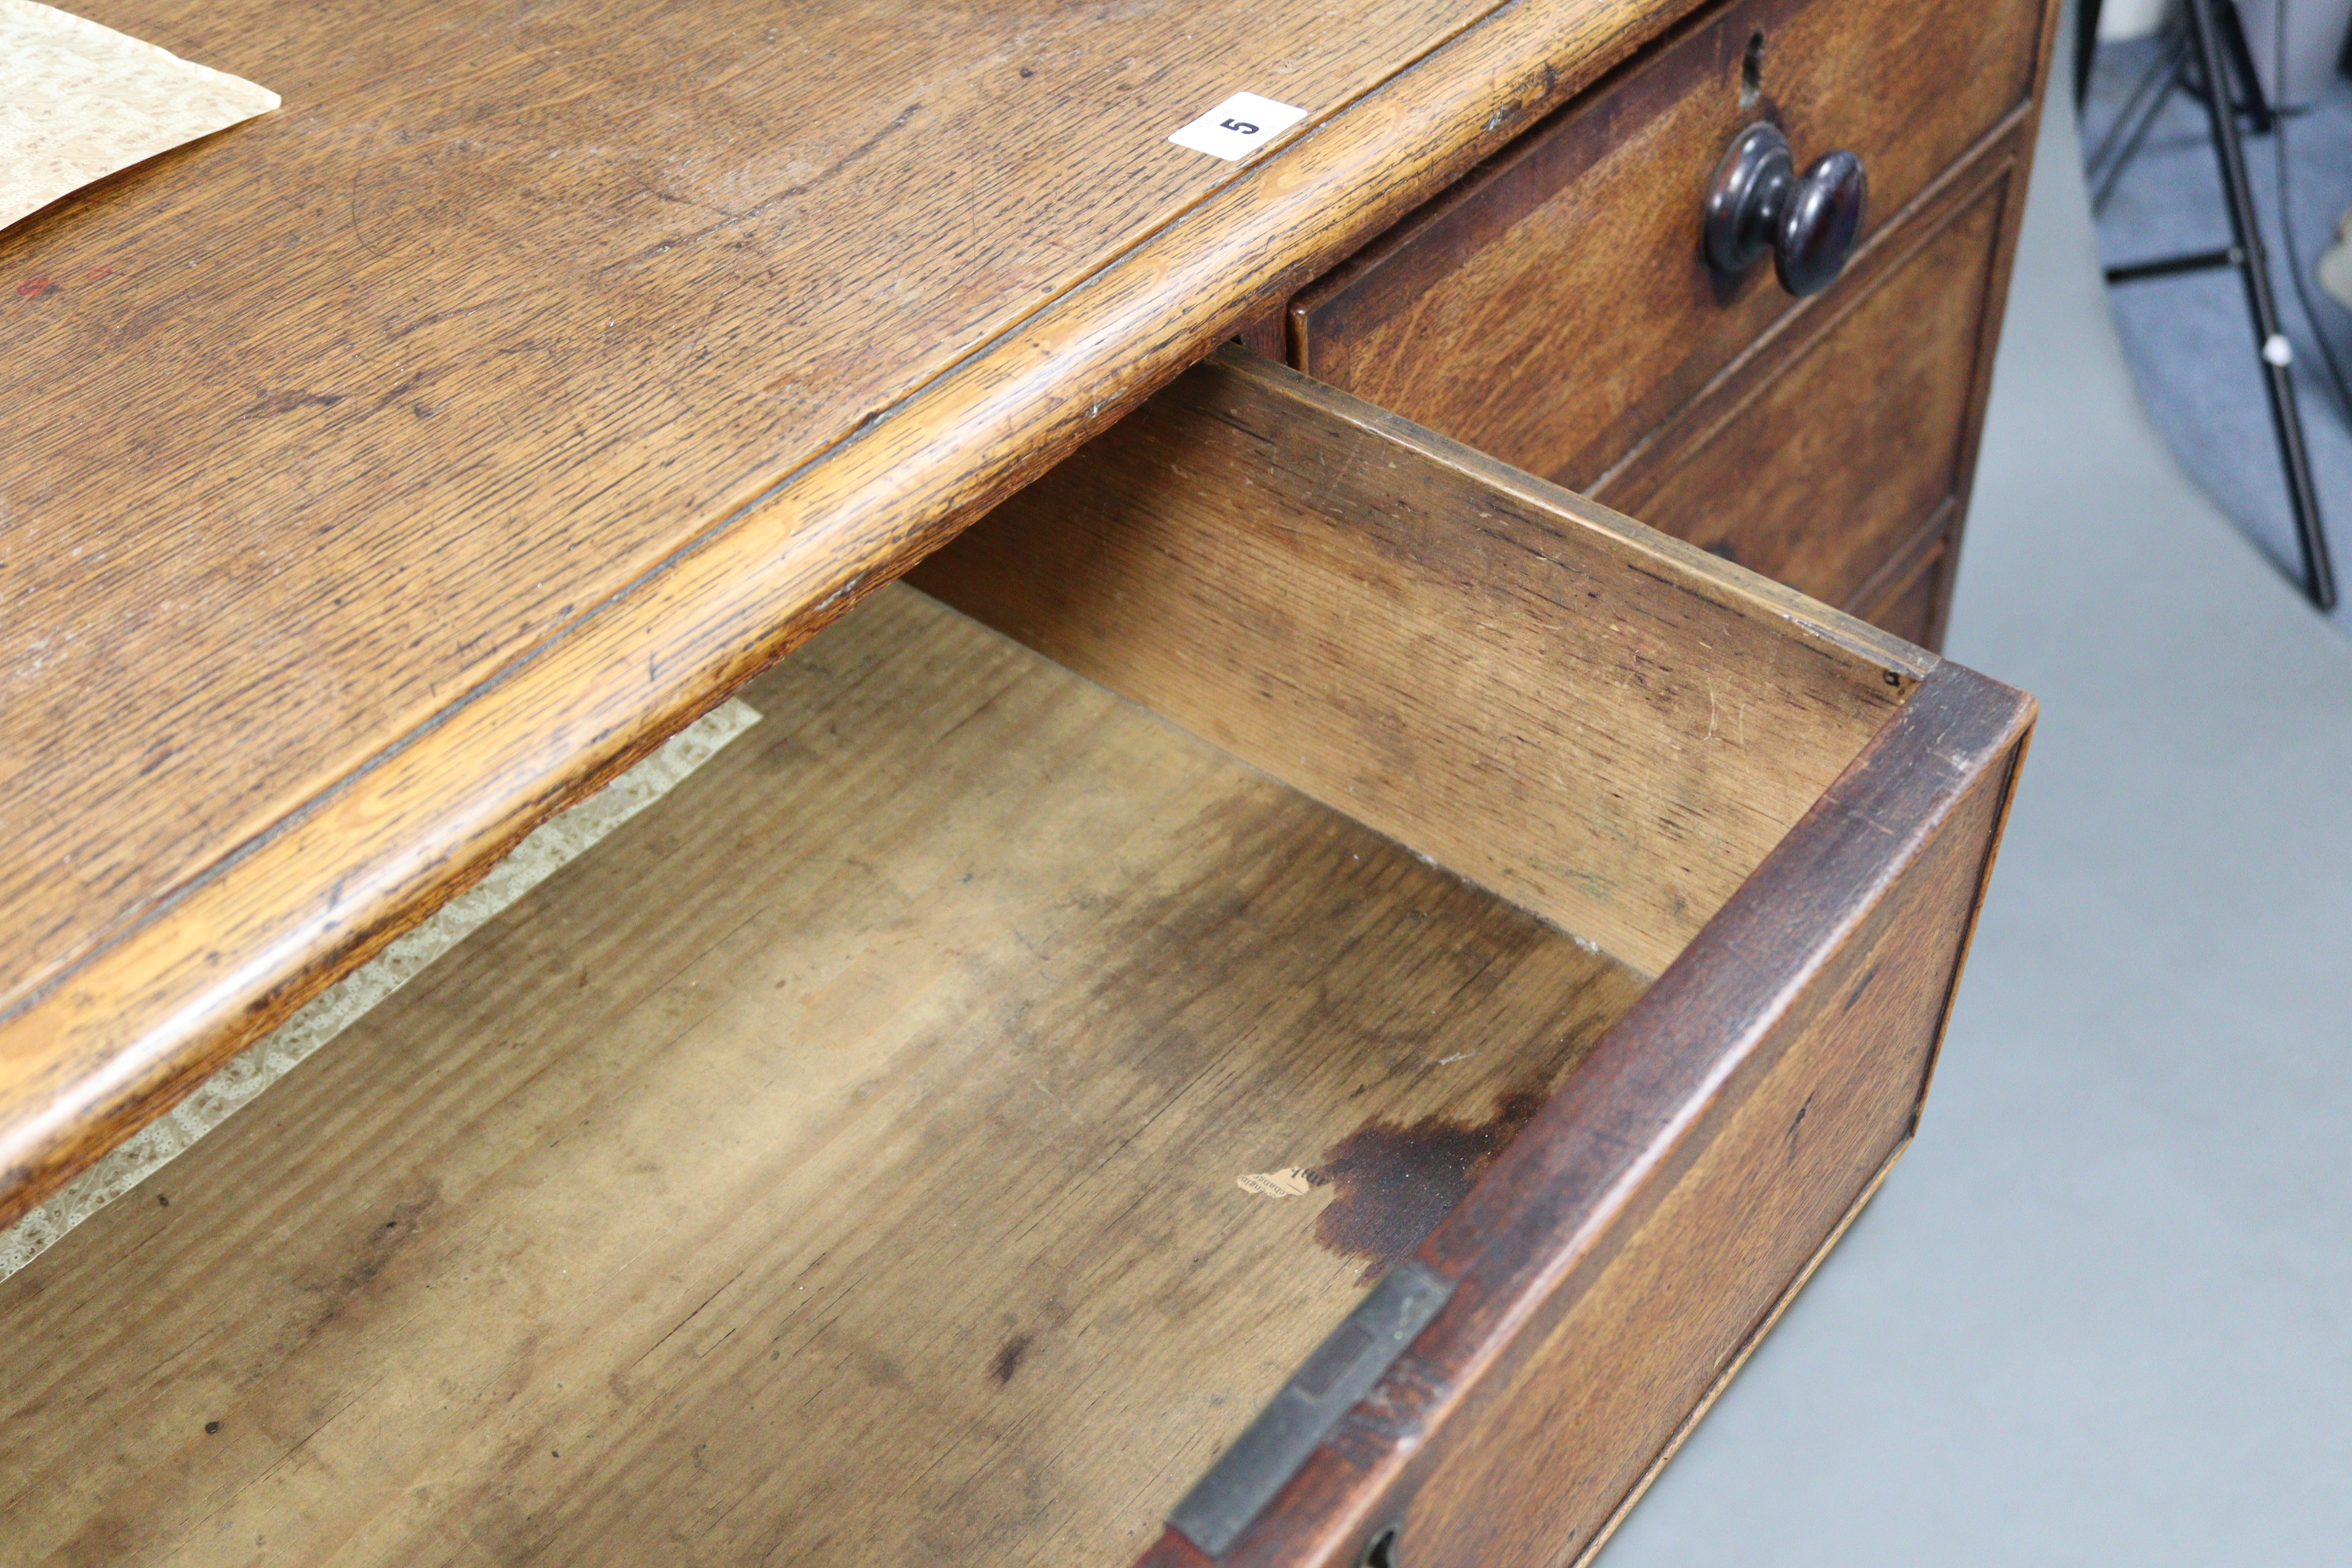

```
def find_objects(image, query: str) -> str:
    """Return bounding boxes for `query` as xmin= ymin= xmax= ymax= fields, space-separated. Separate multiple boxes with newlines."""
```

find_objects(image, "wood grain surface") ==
xmin=0 ymin=584 xmax=1650 ymax=1567
xmin=1140 ymin=661 xmax=2033 ymax=1567
xmin=1 ymin=0 xmax=1714 ymax=1228
xmin=918 ymin=347 xmax=1930 ymax=980
xmin=1 ymin=0 xmax=1478 ymax=1004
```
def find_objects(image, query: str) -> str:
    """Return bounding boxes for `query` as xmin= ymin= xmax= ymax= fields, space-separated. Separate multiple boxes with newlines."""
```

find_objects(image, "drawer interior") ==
xmin=0 ymin=352 xmax=1932 ymax=1566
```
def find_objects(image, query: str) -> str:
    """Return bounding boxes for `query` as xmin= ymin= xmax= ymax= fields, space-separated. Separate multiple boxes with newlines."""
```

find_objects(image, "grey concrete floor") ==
xmin=1597 ymin=86 xmax=2352 ymax=1568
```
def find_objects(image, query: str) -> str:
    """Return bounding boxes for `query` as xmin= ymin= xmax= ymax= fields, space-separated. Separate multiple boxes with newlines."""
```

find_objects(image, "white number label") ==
xmin=1168 ymin=92 xmax=1308 ymax=161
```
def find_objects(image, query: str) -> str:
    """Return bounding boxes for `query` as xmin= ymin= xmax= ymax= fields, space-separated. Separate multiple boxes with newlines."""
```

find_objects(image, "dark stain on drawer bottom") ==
xmin=1313 ymin=1087 xmax=1547 ymax=1285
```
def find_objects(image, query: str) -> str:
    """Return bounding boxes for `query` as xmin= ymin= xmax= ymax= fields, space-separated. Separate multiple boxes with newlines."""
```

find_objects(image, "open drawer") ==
xmin=0 ymin=349 xmax=2030 ymax=1567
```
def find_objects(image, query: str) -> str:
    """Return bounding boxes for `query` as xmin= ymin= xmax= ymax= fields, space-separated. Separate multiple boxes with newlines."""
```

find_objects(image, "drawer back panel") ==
xmin=1290 ymin=0 xmax=2044 ymax=492
xmin=913 ymin=346 xmax=1925 ymax=978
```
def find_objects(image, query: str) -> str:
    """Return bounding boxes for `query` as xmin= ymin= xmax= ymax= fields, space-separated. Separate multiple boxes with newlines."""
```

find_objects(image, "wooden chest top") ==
xmin=0 ymin=0 xmax=1708 ymax=1223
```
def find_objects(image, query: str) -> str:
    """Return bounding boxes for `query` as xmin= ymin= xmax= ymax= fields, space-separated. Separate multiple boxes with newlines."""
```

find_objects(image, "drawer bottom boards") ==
xmin=0 ymin=586 xmax=1645 ymax=1566
xmin=0 ymin=352 xmax=2028 ymax=1568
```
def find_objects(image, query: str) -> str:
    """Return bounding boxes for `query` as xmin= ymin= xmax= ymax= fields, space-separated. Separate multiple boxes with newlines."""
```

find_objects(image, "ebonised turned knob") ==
xmin=1702 ymin=123 xmax=1866 ymax=298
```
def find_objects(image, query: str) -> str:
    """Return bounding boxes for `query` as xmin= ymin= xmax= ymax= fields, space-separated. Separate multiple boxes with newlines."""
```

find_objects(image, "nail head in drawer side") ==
xmin=1289 ymin=0 xmax=2048 ymax=492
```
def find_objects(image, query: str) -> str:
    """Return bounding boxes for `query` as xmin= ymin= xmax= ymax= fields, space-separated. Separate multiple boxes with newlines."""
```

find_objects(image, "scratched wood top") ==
xmin=0 ymin=585 xmax=1647 ymax=1566
xmin=0 ymin=0 xmax=1699 ymax=1223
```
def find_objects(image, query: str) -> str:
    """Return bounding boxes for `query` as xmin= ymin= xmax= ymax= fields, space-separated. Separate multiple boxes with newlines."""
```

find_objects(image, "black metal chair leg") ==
xmin=2182 ymin=0 xmax=2338 ymax=609
xmin=2082 ymin=0 xmax=2338 ymax=610
xmin=2075 ymin=0 xmax=2104 ymax=115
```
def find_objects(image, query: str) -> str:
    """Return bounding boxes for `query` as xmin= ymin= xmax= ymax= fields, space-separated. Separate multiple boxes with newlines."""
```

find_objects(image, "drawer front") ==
xmin=1390 ymin=744 xmax=2012 ymax=1566
xmin=1594 ymin=163 xmax=2013 ymax=622
xmin=1289 ymin=0 xmax=2045 ymax=492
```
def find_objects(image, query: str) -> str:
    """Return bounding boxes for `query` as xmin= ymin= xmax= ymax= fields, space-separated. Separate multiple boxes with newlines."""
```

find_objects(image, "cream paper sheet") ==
xmin=1 ymin=0 xmax=277 ymax=232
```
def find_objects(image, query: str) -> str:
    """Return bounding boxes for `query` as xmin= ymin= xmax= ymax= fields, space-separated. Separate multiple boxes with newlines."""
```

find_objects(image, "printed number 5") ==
xmin=1219 ymin=118 xmax=1261 ymax=134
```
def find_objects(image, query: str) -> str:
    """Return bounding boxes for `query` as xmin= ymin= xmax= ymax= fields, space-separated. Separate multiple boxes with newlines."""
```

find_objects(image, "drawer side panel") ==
xmin=1393 ymin=736 xmax=2012 ymax=1566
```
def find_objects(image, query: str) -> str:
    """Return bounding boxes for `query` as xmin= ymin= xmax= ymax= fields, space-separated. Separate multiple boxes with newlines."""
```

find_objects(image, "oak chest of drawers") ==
xmin=0 ymin=0 xmax=2054 ymax=1562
